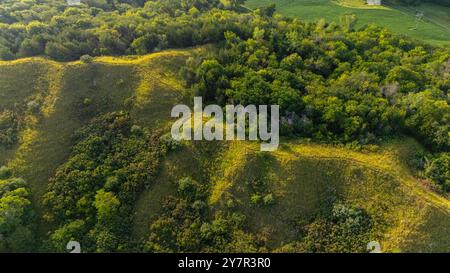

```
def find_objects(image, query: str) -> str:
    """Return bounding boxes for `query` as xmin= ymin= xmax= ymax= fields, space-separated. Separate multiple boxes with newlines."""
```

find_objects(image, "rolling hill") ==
xmin=0 ymin=48 xmax=202 ymax=242
xmin=134 ymin=136 xmax=450 ymax=252
xmin=1 ymin=48 xmax=446 ymax=252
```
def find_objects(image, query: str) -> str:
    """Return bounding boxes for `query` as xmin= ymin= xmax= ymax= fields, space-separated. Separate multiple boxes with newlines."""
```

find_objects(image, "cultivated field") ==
xmin=246 ymin=0 xmax=450 ymax=45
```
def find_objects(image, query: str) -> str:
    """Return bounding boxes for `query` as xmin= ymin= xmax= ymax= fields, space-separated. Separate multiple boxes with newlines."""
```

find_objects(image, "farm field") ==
xmin=246 ymin=0 xmax=450 ymax=45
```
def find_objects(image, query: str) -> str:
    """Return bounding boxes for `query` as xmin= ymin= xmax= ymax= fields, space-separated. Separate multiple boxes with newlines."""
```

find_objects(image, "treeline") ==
xmin=185 ymin=13 xmax=449 ymax=192
xmin=0 ymin=0 xmax=247 ymax=61
xmin=188 ymin=17 xmax=449 ymax=150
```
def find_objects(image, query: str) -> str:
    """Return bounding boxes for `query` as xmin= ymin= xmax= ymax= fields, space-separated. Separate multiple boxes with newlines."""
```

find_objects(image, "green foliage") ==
xmin=43 ymin=112 xmax=163 ymax=252
xmin=246 ymin=0 xmax=450 ymax=45
xmin=0 ymin=46 xmax=14 ymax=61
xmin=189 ymin=17 xmax=449 ymax=154
xmin=331 ymin=203 xmax=371 ymax=233
xmin=302 ymin=203 xmax=373 ymax=252
xmin=0 ymin=110 xmax=20 ymax=148
xmin=191 ymin=59 xmax=229 ymax=103
xmin=144 ymin=193 xmax=257 ymax=252
xmin=262 ymin=193 xmax=274 ymax=206
xmin=0 ymin=0 xmax=448 ymax=254
xmin=400 ymin=90 xmax=450 ymax=152
xmin=49 ymin=219 xmax=86 ymax=252
xmin=259 ymin=4 xmax=277 ymax=17
xmin=159 ymin=133 xmax=183 ymax=152
xmin=425 ymin=153 xmax=450 ymax=192
xmin=340 ymin=13 xmax=357 ymax=32
xmin=177 ymin=177 xmax=206 ymax=201
xmin=0 ymin=174 xmax=34 ymax=252
xmin=250 ymin=193 xmax=262 ymax=205
xmin=80 ymin=54 xmax=94 ymax=63
xmin=0 ymin=166 xmax=12 ymax=180
xmin=94 ymin=189 xmax=120 ymax=223
xmin=0 ymin=0 xmax=233 ymax=61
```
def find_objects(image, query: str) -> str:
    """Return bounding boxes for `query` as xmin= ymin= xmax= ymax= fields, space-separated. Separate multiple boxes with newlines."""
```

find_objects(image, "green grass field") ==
xmin=246 ymin=0 xmax=450 ymax=45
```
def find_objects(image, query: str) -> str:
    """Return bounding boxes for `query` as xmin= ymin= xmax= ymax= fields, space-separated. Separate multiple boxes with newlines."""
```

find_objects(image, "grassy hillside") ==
xmin=246 ymin=0 xmax=450 ymax=45
xmin=0 ymin=49 xmax=449 ymax=252
xmin=134 ymin=137 xmax=450 ymax=252
xmin=0 ymin=48 xmax=201 ymax=240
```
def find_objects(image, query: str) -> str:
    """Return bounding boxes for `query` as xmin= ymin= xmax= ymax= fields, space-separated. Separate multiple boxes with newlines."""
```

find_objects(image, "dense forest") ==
xmin=0 ymin=0 xmax=448 ymax=252
xmin=0 ymin=0 xmax=241 ymax=61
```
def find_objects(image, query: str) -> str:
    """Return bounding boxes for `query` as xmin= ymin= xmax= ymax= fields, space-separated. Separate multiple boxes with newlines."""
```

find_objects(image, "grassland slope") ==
xmin=0 ymin=48 xmax=201 ymax=240
xmin=134 ymin=138 xmax=450 ymax=252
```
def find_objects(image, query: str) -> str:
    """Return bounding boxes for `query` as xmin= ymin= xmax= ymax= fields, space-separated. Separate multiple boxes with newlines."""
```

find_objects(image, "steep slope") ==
xmin=134 ymin=138 xmax=450 ymax=252
xmin=0 ymin=48 xmax=200 ymax=241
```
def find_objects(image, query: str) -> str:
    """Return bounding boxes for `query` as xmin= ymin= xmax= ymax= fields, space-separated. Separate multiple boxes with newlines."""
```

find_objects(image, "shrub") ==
xmin=160 ymin=133 xmax=183 ymax=152
xmin=80 ymin=54 xmax=94 ymax=63
xmin=0 ymin=166 xmax=12 ymax=179
xmin=0 ymin=110 xmax=19 ymax=147
xmin=331 ymin=202 xmax=371 ymax=233
xmin=263 ymin=193 xmax=275 ymax=206
xmin=303 ymin=203 xmax=373 ymax=252
xmin=250 ymin=194 xmax=262 ymax=205
xmin=425 ymin=153 xmax=450 ymax=192
xmin=27 ymin=100 xmax=40 ymax=114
